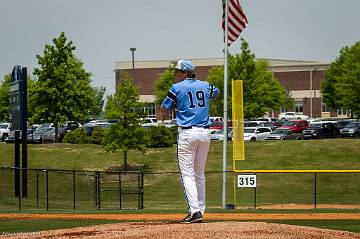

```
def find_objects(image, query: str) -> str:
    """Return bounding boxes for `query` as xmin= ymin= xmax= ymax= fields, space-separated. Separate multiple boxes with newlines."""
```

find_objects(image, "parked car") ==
xmin=141 ymin=117 xmax=158 ymax=127
xmin=278 ymin=112 xmax=310 ymax=121
xmin=64 ymin=121 xmax=81 ymax=131
xmin=163 ymin=119 xmax=177 ymax=128
xmin=244 ymin=127 xmax=272 ymax=141
xmin=340 ymin=121 xmax=360 ymax=137
xmin=210 ymin=121 xmax=232 ymax=130
xmin=257 ymin=117 xmax=279 ymax=123
xmin=335 ymin=119 xmax=358 ymax=130
xmin=303 ymin=122 xmax=339 ymax=139
xmin=0 ymin=123 xmax=12 ymax=141
xmin=210 ymin=116 xmax=224 ymax=122
xmin=80 ymin=122 xmax=112 ymax=136
xmin=278 ymin=120 xmax=309 ymax=133
xmin=27 ymin=125 xmax=53 ymax=144
xmin=210 ymin=128 xmax=232 ymax=141
xmin=244 ymin=121 xmax=261 ymax=128
xmin=5 ymin=126 xmax=38 ymax=143
xmin=265 ymin=128 xmax=303 ymax=140
xmin=42 ymin=127 xmax=68 ymax=143
xmin=257 ymin=117 xmax=283 ymax=129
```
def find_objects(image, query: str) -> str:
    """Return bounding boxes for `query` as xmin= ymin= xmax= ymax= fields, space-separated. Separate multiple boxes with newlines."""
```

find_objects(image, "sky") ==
xmin=1 ymin=0 xmax=360 ymax=95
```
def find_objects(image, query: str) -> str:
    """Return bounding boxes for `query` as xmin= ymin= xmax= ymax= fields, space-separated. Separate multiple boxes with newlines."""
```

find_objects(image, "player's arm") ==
xmin=161 ymin=86 xmax=177 ymax=111
xmin=209 ymin=83 xmax=220 ymax=98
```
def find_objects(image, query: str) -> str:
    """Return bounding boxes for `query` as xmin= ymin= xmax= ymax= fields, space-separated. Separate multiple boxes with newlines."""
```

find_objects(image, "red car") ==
xmin=210 ymin=121 xmax=232 ymax=130
xmin=278 ymin=120 xmax=309 ymax=133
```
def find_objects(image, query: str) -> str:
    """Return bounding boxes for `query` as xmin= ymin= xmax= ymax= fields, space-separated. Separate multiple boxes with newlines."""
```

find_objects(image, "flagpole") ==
xmin=222 ymin=0 xmax=229 ymax=209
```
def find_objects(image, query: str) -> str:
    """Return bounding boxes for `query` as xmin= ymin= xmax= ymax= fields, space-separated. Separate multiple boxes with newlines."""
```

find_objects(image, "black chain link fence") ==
xmin=1 ymin=168 xmax=359 ymax=211
xmin=0 ymin=168 xmax=143 ymax=211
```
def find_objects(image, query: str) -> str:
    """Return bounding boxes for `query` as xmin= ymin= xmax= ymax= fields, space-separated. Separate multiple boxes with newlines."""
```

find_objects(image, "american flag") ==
xmin=222 ymin=0 xmax=248 ymax=46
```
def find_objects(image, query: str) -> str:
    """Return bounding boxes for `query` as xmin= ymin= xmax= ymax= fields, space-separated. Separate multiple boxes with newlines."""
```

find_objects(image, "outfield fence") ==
xmin=0 ymin=167 xmax=144 ymax=211
xmin=1 ymin=167 xmax=360 ymax=211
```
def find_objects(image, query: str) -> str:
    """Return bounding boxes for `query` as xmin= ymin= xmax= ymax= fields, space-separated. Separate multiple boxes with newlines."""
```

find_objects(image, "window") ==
xmin=257 ymin=128 xmax=271 ymax=133
xmin=322 ymin=103 xmax=330 ymax=112
xmin=294 ymin=99 xmax=303 ymax=113
xmin=263 ymin=128 xmax=271 ymax=133
xmin=280 ymin=107 xmax=287 ymax=113
xmin=143 ymin=103 xmax=156 ymax=118
xmin=337 ymin=108 xmax=348 ymax=116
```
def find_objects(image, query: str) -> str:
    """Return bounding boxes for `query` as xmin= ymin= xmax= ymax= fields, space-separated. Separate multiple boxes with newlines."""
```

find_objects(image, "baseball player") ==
xmin=161 ymin=60 xmax=220 ymax=223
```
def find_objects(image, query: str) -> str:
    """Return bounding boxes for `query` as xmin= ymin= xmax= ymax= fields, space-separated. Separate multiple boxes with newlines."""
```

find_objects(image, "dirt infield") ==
xmin=1 ymin=212 xmax=360 ymax=221
xmin=1 ymin=221 xmax=360 ymax=239
xmin=1 ymin=213 xmax=360 ymax=238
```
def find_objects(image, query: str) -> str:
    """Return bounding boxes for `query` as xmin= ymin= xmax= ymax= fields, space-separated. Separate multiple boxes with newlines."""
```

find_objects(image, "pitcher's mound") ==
xmin=4 ymin=221 xmax=360 ymax=239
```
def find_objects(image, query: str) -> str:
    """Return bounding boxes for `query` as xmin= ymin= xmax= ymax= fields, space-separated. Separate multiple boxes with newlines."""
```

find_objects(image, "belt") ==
xmin=181 ymin=126 xmax=210 ymax=129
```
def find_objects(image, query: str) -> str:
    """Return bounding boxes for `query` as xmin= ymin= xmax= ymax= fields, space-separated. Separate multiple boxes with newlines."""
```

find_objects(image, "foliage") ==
xmin=103 ymin=72 xmax=147 ymax=166
xmin=168 ymin=126 xmax=179 ymax=144
xmin=90 ymin=86 xmax=106 ymax=119
xmin=63 ymin=128 xmax=90 ymax=144
xmin=154 ymin=67 xmax=175 ymax=106
xmin=145 ymin=126 xmax=174 ymax=148
xmin=103 ymin=123 xmax=147 ymax=165
xmin=207 ymin=38 xmax=288 ymax=119
xmin=0 ymin=74 xmax=11 ymax=122
xmin=0 ymin=74 xmax=37 ymax=122
xmin=30 ymin=32 xmax=98 ymax=138
xmin=282 ymin=90 xmax=295 ymax=112
xmin=321 ymin=41 xmax=360 ymax=118
xmin=90 ymin=127 xmax=106 ymax=145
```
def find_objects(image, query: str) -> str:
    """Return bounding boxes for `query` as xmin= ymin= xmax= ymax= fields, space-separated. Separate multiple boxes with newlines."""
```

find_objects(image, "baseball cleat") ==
xmin=179 ymin=211 xmax=203 ymax=224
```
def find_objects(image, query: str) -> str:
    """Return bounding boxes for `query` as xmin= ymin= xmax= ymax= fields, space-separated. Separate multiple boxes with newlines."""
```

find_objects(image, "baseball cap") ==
xmin=174 ymin=60 xmax=195 ymax=72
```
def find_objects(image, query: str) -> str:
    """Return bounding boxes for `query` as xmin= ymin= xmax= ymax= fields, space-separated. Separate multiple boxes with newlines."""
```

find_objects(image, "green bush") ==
xmin=90 ymin=127 xmax=107 ymax=145
xmin=63 ymin=128 xmax=90 ymax=144
xmin=168 ymin=126 xmax=178 ymax=144
xmin=146 ymin=126 xmax=174 ymax=148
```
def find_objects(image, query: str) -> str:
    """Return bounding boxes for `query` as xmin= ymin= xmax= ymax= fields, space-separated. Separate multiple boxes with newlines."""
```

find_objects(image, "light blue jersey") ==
xmin=162 ymin=79 xmax=220 ymax=127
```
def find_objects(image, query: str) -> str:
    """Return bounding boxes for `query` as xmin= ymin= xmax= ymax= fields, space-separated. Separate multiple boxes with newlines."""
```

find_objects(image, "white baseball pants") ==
xmin=177 ymin=127 xmax=211 ymax=214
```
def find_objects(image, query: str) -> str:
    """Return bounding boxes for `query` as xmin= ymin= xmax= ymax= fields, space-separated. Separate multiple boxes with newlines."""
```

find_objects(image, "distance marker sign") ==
xmin=237 ymin=175 xmax=256 ymax=188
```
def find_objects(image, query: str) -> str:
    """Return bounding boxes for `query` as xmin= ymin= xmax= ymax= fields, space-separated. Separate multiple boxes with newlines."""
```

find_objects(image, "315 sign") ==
xmin=237 ymin=175 xmax=256 ymax=188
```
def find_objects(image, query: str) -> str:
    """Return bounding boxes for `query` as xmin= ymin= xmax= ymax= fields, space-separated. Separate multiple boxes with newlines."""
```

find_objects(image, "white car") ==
xmin=141 ymin=117 xmax=159 ymax=127
xmin=278 ymin=112 xmax=309 ymax=121
xmin=244 ymin=127 xmax=272 ymax=141
xmin=163 ymin=119 xmax=177 ymax=128
xmin=0 ymin=123 xmax=12 ymax=141
xmin=210 ymin=128 xmax=233 ymax=141
xmin=210 ymin=116 xmax=224 ymax=122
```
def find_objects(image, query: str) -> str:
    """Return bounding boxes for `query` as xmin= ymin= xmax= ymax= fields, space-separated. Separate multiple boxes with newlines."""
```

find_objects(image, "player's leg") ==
xmin=177 ymin=128 xmax=201 ymax=214
xmin=194 ymin=128 xmax=211 ymax=215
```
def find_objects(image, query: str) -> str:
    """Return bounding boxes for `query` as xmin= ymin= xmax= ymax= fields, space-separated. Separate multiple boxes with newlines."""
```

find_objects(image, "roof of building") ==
xmin=115 ymin=58 xmax=330 ymax=71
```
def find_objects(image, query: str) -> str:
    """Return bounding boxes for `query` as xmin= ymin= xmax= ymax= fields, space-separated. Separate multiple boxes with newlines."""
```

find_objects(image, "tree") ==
xmin=154 ymin=67 xmax=175 ymax=106
xmin=0 ymin=74 xmax=36 ymax=122
xmin=31 ymin=32 xmax=97 ymax=141
xmin=0 ymin=74 xmax=11 ymax=122
xmin=321 ymin=41 xmax=360 ymax=118
xmin=207 ymin=38 xmax=287 ymax=119
xmin=154 ymin=66 xmax=176 ymax=120
xmin=103 ymin=72 xmax=147 ymax=168
xmin=90 ymin=86 xmax=106 ymax=119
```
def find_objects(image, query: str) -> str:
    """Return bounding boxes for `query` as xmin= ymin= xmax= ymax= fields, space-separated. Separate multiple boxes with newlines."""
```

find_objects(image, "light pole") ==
xmin=130 ymin=47 xmax=136 ymax=69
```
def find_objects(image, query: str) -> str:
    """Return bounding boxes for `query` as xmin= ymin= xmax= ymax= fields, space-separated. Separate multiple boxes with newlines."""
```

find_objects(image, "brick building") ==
xmin=114 ymin=58 xmax=348 ymax=119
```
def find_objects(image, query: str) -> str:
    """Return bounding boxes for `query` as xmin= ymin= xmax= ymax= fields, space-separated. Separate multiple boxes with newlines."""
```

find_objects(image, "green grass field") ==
xmin=264 ymin=220 xmax=360 ymax=233
xmin=1 ymin=139 xmax=360 ymax=211
xmin=0 ymin=139 xmax=360 ymax=233
xmin=0 ymin=219 xmax=119 ymax=234
xmin=1 ymin=138 xmax=359 ymax=171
